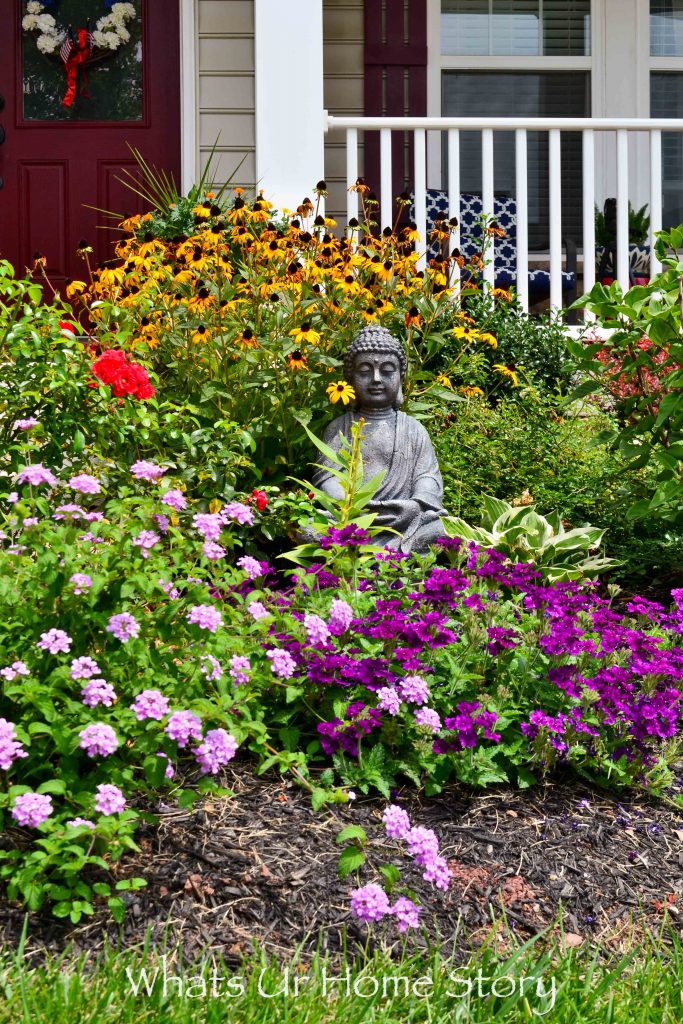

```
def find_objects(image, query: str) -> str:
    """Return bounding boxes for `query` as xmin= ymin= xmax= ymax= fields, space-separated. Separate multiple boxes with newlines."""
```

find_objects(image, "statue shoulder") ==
xmin=397 ymin=410 xmax=433 ymax=444
xmin=323 ymin=411 xmax=352 ymax=443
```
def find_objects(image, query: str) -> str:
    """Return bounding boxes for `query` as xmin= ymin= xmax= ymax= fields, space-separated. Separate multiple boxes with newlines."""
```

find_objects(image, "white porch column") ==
xmin=254 ymin=0 xmax=325 ymax=213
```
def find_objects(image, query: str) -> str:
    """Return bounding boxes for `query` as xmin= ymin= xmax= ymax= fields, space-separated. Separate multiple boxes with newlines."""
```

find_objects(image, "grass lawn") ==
xmin=1 ymin=921 xmax=682 ymax=1023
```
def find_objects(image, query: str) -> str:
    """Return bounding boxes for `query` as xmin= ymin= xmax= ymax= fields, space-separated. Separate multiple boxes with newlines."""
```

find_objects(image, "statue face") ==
xmin=351 ymin=352 xmax=402 ymax=410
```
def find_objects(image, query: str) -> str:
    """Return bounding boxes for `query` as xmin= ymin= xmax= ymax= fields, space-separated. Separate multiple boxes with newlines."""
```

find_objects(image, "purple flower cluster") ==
xmin=435 ymin=701 xmax=502 ymax=753
xmin=320 ymin=524 xmax=371 ymax=549
xmin=70 ymin=573 xmax=93 ymax=594
xmin=237 ymin=555 xmax=263 ymax=580
xmin=350 ymin=884 xmax=390 ymax=922
xmin=267 ymin=648 xmax=297 ymax=678
xmin=131 ymin=689 xmax=170 ymax=721
xmin=79 ymin=723 xmax=119 ymax=757
xmin=186 ymin=605 xmax=223 ymax=632
xmin=37 ymin=629 xmax=72 ymax=655
xmin=304 ymin=613 xmax=331 ymax=647
xmin=193 ymin=513 xmax=222 ymax=541
xmin=201 ymin=655 xmax=223 ymax=682
xmin=95 ymin=783 xmax=126 ymax=814
xmin=229 ymin=655 xmax=251 ymax=686
xmin=161 ymin=488 xmax=187 ymax=511
xmin=131 ymin=460 xmax=166 ymax=481
xmin=222 ymin=502 xmax=254 ymax=526
xmin=0 ymin=718 xmax=28 ymax=770
xmin=16 ymin=464 xmax=57 ymax=487
xmin=166 ymin=710 xmax=203 ymax=747
xmin=318 ymin=701 xmax=383 ymax=756
xmin=328 ymin=598 xmax=354 ymax=635
xmin=69 ymin=473 xmax=101 ymax=494
xmin=0 ymin=661 xmax=29 ymax=682
xmin=81 ymin=679 xmax=117 ymax=708
xmin=132 ymin=530 xmax=161 ymax=558
xmin=11 ymin=792 xmax=52 ymax=827
xmin=70 ymin=656 xmax=100 ymax=679
xmin=194 ymin=728 xmax=238 ymax=774
xmin=106 ymin=612 xmax=140 ymax=643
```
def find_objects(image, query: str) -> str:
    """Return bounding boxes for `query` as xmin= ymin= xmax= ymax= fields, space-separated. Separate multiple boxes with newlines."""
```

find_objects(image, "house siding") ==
xmin=197 ymin=0 xmax=256 ymax=189
xmin=195 ymin=0 xmax=364 ymax=217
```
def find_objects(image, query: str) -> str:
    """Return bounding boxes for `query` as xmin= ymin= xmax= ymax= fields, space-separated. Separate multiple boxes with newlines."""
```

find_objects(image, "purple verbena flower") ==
xmin=415 ymin=707 xmax=442 ymax=733
xmin=266 ymin=648 xmax=297 ymax=678
xmin=350 ymin=883 xmax=390 ymax=923
xmin=186 ymin=605 xmax=223 ymax=632
xmin=0 ymin=661 xmax=30 ymax=682
xmin=200 ymin=655 xmax=223 ymax=682
xmin=95 ymin=783 xmax=126 ymax=814
xmin=229 ymin=655 xmax=250 ymax=686
xmin=192 ymin=513 xmax=223 ymax=541
xmin=70 ymin=573 xmax=93 ymax=595
xmin=11 ymin=792 xmax=52 ymax=827
xmin=398 ymin=674 xmax=430 ymax=705
xmin=202 ymin=540 xmax=226 ymax=560
xmin=106 ymin=612 xmax=140 ymax=643
xmin=382 ymin=803 xmax=411 ymax=840
xmin=131 ymin=689 xmax=170 ymax=721
xmin=0 ymin=718 xmax=28 ymax=770
xmin=81 ymin=679 xmax=117 ymax=708
xmin=70 ymin=656 xmax=100 ymax=680
xmin=194 ymin=729 xmax=238 ymax=774
xmin=69 ymin=473 xmax=101 ymax=494
xmin=391 ymin=896 xmax=422 ymax=932
xmin=79 ymin=722 xmax=119 ymax=757
xmin=222 ymin=502 xmax=254 ymax=526
xmin=328 ymin=598 xmax=354 ymax=635
xmin=406 ymin=826 xmax=440 ymax=866
xmin=304 ymin=613 xmax=331 ymax=647
xmin=247 ymin=601 xmax=269 ymax=621
xmin=161 ymin=488 xmax=187 ymax=511
xmin=16 ymin=464 xmax=57 ymax=488
xmin=166 ymin=710 xmax=203 ymax=747
xmin=132 ymin=530 xmax=160 ymax=558
xmin=131 ymin=461 xmax=166 ymax=481
xmin=377 ymin=686 xmax=401 ymax=716
xmin=67 ymin=817 xmax=95 ymax=829
xmin=37 ymin=629 xmax=72 ymax=655
xmin=237 ymin=555 xmax=263 ymax=580
xmin=14 ymin=417 xmax=39 ymax=431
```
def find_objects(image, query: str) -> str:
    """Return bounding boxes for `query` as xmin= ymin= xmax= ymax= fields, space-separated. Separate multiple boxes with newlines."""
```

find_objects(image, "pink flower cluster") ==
xmin=237 ymin=555 xmax=262 ymax=580
xmin=106 ymin=612 xmax=140 ymax=643
xmin=81 ymin=679 xmax=117 ymax=708
xmin=229 ymin=655 xmax=250 ymax=686
xmin=37 ymin=629 xmax=72 ymax=654
xmin=266 ymin=648 xmax=296 ymax=679
xmin=165 ymin=710 xmax=203 ymax=747
xmin=0 ymin=718 xmax=28 ymax=770
xmin=70 ymin=656 xmax=101 ymax=680
xmin=304 ymin=614 xmax=330 ymax=647
xmin=11 ymin=792 xmax=53 ymax=827
xmin=79 ymin=722 xmax=119 ymax=757
xmin=328 ymin=598 xmax=354 ymax=635
xmin=222 ymin=502 xmax=254 ymax=526
xmin=350 ymin=884 xmax=422 ymax=933
xmin=95 ymin=783 xmax=126 ymax=814
xmin=70 ymin=573 xmax=93 ymax=595
xmin=0 ymin=661 xmax=29 ymax=682
xmin=194 ymin=728 xmax=238 ymax=774
xmin=186 ymin=605 xmax=223 ymax=632
xmin=131 ymin=689 xmax=170 ymax=721
xmin=69 ymin=474 xmax=101 ymax=494
xmin=16 ymin=464 xmax=57 ymax=488
xmin=193 ymin=513 xmax=222 ymax=541
xmin=131 ymin=461 xmax=166 ymax=481
xmin=161 ymin=489 xmax=187 ymax=511
xmin=132 ymin=530 xmax=161 ymax=558
xmin=200 ymin=655 xmax=223 ymax=682
xmin=383 ymin=804 xmax=452 ymax=889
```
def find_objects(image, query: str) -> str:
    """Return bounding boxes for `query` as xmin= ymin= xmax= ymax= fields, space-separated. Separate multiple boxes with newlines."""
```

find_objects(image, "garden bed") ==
xmin=3 ymin=765 xmax=683 ymax=966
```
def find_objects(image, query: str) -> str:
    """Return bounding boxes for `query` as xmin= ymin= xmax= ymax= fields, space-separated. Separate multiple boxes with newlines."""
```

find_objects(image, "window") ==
xmin=650 ymin=2 xmax=683 ymax=229
xmin=437 ymin=0 xmax=592 ymax=250
xmin=441 ymin=0 xmax=591 ymax=57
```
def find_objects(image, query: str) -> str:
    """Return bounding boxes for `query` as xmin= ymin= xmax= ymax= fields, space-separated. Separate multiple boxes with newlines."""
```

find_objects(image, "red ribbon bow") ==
xmin=62 ymin=29 xmax=91 ymax=109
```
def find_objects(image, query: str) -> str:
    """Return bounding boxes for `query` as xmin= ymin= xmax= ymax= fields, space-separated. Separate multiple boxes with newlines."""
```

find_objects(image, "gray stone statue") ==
xmin=313 ymin=326 xmax=446 ymax=552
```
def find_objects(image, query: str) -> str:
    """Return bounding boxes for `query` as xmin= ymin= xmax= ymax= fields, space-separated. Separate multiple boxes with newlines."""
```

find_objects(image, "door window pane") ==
xmin=651 ymin=72 xmax=683 ymax=229
xmin=651 ymin=0 xmax=683 ymax=56
xmin=441 ymin=71 xmax=590 ymax=249
xmin=22 ymin=0 xmax=143 ymax=122
xmin=441 ymin=0 xmax=590 ymax=57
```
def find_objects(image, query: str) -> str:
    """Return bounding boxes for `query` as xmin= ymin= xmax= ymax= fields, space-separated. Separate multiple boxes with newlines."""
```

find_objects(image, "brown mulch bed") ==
xmin=2 ymin=765 xmax=683 ymax=965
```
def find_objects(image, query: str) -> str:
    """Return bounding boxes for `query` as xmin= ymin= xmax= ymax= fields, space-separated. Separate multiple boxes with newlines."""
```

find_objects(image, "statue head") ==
xmin=343 ymin=326 xmax=406 ymax=411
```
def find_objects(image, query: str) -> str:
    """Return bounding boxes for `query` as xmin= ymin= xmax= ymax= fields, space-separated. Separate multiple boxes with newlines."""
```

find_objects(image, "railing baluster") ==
xmin=650 ymin=128 xmax=663 ymax=278
xmin=447 ymin=128 xmax=460 ymax=289
xmin=582 ymin=128 xmax=595 ymax=318
xmin=549 ymin=128 xmax=562 ymax=313
xmin=481 ymin=128 xmax=495 ymax=289
xmin=346 ymin=127 xmax=359 ymax=234
xmin=414 ymin=128 xmax=427 ymax=272
xmin=515 ymin=129 xmax=529 ymax=314
xmin=616 ymin=129 xmax=630 ymax=290
xmin=380 ymin=128 xmax=392 ymax=232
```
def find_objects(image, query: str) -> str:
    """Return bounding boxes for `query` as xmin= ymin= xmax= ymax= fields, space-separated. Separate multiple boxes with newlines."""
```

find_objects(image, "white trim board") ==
xmin=180 ymin=0 xmax=198 ymax=194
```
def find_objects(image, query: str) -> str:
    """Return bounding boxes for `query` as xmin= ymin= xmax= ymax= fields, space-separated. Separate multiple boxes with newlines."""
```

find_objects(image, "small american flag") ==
xmin=59 ymin=29 xmax=74 ymax=63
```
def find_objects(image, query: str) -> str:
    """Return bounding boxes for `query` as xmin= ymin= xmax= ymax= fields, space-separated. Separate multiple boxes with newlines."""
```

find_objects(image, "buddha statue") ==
xmin=313 ymin=326 xmax=446 ymax=552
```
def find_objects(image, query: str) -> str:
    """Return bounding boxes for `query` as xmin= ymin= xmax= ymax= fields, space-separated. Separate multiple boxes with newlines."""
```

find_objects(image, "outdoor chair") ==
xmin=409 ymin=189 xmax=577 ymax=305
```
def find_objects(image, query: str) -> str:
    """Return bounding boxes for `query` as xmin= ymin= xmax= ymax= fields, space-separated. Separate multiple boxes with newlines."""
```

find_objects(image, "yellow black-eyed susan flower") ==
xmin=289 ymin=322 xmax=320 ymax=346
xmin=65 ymin=279 xmax=87 ymax=301
xmin=493 ymin=364 xmax=519 ymax=386
xmin=459 ymin=385 xmax=484 ymax=398
xmin=453 ymin=325 xmax=480 ymax=342
xmin=405 ymin=306 xmax=423 ymax=329
xmin=326 ymin=380 xmax=355 ymax=405
xmin=435 ymin=373 xmax=453 ymax=389
xmin=192 ymin=324 xmax=209 ymax=345
xmin=478 ymin=331 xmax=498 ymax=350
xmin=237 ymin=328 xmax=258 ymax=349
xmin=287 ymin=349 xmax=308 ymax=371
xmin=491 ymin=287 xmax=511 ymax=301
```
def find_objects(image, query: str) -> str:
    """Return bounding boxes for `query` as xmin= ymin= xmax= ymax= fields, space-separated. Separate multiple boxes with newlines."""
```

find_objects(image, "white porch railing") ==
xmin=325 ymin=115 xmax=683 ymax=313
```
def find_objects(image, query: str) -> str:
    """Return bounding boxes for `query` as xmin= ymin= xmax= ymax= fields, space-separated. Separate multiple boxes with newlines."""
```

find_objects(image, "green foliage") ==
xmin=570 ymin=226 xmax=683 ymax=527
xmin=444 ymin=495 xmax=619 ymax=582
xmin=595 ymin=200 xmax=650 ymax=248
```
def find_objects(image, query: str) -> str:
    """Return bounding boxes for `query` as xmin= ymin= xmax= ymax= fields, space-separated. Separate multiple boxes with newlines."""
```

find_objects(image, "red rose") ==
xmin=91 ymin=349 xmax=155 ymax=400
xmin=252 ymin=488 xmax=268 ymax=510
xmin=59 ymin=320 xmax=76 ymax=334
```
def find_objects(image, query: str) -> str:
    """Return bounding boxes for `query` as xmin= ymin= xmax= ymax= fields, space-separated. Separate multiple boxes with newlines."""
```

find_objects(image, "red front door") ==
xmin=0 ymin=1 xmax=180 ymax=286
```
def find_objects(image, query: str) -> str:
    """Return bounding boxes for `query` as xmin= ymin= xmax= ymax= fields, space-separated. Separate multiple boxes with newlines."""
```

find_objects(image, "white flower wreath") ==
xmin=22 ymin=2 xmax=137 ymax=57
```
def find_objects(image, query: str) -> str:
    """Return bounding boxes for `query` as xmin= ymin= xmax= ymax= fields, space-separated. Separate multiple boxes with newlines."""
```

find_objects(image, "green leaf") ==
xmin=337 ymin=846 xmax=366 ymax=879
xmin=335 ymin=825 xmax=368 ymax=846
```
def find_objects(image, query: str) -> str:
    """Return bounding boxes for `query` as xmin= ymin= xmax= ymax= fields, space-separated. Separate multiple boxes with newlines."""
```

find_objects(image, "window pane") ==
xmin=441 ymin=0 xmax=590 ymax=56
xmin=651 ymin=72 xmax=683 ymax=228
xmin=441 ymin=0 xmax=491 ymax=56
xmin=441 ymin=71 xmax=590 ymax=249
xmin=543 ymin=0 xmax=591 ymax=56
xmin=651 ymin=0 xmax=683 ymax=56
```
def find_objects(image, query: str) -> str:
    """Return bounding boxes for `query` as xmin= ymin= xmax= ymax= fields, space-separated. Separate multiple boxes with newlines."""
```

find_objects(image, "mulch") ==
xmin=2 ymin=763 xmax=683 ymax=966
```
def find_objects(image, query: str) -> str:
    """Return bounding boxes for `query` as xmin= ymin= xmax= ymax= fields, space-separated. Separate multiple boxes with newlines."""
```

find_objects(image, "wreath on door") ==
xmin=22 ymin=1 xmax=138 ymax=108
